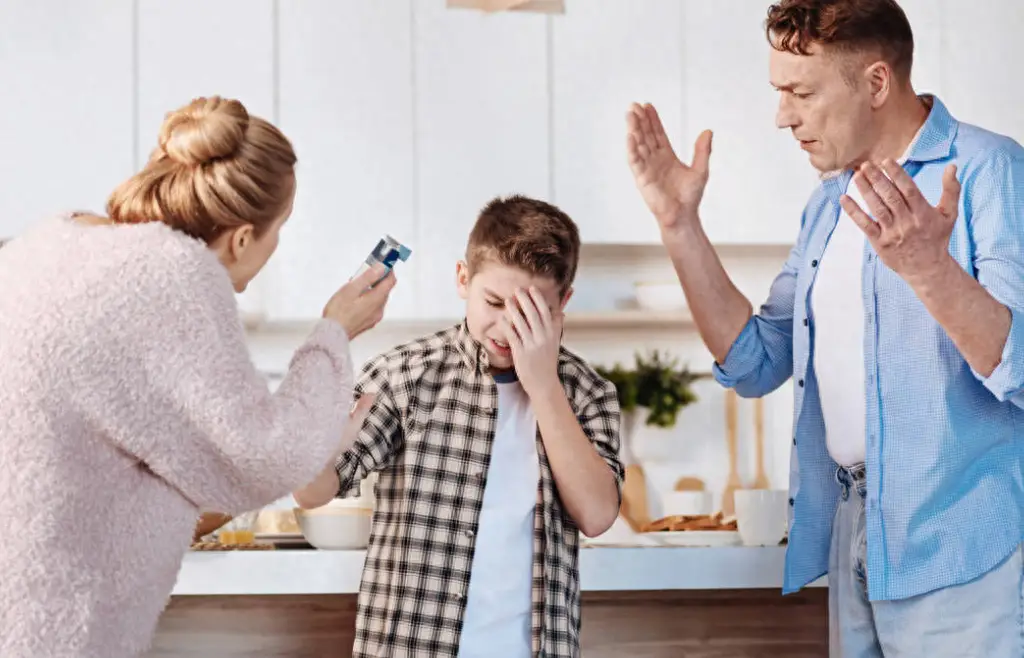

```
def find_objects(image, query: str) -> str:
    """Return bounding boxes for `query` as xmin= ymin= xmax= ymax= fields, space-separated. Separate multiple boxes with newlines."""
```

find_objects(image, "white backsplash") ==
xmin=248 ymin=245 xmax=795 ymax=516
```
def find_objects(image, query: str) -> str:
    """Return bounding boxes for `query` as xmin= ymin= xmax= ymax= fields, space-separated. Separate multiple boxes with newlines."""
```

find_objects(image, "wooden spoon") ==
xmin=752 ymin=397 xmax=770 ymax=489
xmin=721 ymin=389 xmax=742 ymax=517
xmin=674 ymin=476 xmax=706 ymax=491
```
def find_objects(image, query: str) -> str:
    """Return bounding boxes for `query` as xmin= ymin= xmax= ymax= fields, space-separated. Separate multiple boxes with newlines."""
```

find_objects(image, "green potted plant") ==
xmin=596 ymin=350 xmax=707 ymax=436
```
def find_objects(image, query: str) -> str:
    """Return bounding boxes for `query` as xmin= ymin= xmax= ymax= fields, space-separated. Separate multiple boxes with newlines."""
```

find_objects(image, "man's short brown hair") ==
xmin=465 ymin=195 xmax=580 ymax=294
xmin=765 ymin=0 xmax=915 ymax=82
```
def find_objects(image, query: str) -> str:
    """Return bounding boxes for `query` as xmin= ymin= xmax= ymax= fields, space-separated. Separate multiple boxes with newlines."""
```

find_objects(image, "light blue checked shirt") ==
xmin=714 ymin=95 xmax=1024 ymax=601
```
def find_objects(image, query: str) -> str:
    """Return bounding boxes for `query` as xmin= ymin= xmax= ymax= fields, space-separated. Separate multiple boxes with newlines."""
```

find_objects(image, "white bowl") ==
xmin=734 ymin=489 xmax=789 ymax=546
xmin=660 ymin=490 xmax=713 ymax=516
xmin=294 ymin=506 xmax=371 ymax=550
xmin=633 ymin=282 xmax=686 ymax=311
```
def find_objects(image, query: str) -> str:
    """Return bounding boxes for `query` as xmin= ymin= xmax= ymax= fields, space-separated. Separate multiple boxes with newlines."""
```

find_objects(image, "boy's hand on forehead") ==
xmin=499 ymin=286 xmax=563 ymax=398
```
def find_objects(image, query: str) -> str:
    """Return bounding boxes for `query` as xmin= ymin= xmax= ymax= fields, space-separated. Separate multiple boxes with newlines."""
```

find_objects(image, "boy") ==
xmin=294 ymin=195 xmax=623 ymax=658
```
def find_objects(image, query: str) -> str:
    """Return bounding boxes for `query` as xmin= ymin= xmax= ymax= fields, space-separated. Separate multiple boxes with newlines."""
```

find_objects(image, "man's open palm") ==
xmin=626 ymin=102 xmax=712 ymax=231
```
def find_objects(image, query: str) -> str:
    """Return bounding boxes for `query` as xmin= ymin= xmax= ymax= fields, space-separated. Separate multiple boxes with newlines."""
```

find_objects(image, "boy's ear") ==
xmin=456 ymin=260 xmax=470 ymax=300
xmin=559 ymin=286 xmax=574 ymax=311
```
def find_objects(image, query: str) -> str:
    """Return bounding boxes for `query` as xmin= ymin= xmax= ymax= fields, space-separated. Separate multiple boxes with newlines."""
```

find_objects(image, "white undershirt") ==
xmin=812 ymin=133 xmax=921 ymax=467
xmin=457 ymin=378 xmax=538 ymax=658
xmin=811 ymin=179 xmax=869 ymax=467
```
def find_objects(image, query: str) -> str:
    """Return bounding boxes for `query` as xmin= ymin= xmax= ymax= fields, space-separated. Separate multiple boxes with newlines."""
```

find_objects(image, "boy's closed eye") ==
xmin=486 ymin=297 xmax=505 ymax=309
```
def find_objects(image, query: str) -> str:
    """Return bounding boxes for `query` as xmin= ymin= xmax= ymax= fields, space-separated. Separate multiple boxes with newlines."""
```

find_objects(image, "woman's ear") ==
xmin=229 ymin=224 xmax=255 ymax=261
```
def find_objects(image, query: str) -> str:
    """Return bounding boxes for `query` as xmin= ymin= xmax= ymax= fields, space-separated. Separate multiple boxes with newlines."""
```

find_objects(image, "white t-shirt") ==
xmin=811 ymin=179 xmax=869 ymax=467
xmin=457 ymin=374 xmax=538 ymax=658
xmin=812 ymin=134 xmax=922 ymax=466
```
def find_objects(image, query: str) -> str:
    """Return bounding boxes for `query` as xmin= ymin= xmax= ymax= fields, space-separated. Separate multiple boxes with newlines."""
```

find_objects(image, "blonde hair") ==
xmin=106 ymin=96 xmax=297 ymax=244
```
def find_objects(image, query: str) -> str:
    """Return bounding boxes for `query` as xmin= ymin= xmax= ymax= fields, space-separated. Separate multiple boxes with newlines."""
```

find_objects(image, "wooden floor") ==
xmin=148 ymin=589 xmax=827 ymax=657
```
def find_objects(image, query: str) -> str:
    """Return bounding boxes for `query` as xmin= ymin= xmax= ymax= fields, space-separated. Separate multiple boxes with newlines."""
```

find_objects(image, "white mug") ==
xmin=734 ymin=489 xmax=789 ymax=546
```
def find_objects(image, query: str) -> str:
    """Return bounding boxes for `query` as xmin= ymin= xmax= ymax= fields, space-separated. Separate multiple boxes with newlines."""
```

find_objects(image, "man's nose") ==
xmin=776 ymin=95 xmax=797 ymax=130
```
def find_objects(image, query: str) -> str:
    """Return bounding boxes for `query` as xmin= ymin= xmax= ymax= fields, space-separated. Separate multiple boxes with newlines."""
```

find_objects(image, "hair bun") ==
xmin=157 ymin=96 xmax=250 ymax=166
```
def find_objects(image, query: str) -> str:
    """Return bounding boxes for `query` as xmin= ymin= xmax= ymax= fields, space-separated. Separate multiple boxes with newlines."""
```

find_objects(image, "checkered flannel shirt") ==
xmin=334 ymin=321 xmax=624 ymax=658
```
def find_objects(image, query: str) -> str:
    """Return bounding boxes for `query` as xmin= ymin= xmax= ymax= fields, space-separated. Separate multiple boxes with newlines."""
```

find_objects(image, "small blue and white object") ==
xmin=353 ymin=234 xmax=411 ymax=287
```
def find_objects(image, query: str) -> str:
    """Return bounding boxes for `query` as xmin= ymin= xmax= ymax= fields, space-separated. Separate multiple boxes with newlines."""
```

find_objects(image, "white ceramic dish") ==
xmin=633 ymin=282 xmax=686 ymax=311
xmin=659 ymin=491 xmax=714 ymax=517
xmin=294 ymin=507 xmax=371 ymax=550
xmin=643 ymin=530 xmax=742 ymax=547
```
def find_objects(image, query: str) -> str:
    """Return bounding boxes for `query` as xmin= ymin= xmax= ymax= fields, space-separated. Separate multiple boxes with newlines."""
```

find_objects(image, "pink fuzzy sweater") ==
xmin=0 ymin=215 xmax=354 ymax=657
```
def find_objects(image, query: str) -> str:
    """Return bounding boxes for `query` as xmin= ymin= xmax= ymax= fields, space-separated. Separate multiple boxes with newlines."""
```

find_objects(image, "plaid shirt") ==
xmin=334 ymin=321 xmax=623 ymax=658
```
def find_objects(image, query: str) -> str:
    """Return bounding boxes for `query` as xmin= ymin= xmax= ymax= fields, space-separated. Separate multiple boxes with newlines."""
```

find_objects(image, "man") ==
xmin=626 ymin=0 xmax=1023 ymax=655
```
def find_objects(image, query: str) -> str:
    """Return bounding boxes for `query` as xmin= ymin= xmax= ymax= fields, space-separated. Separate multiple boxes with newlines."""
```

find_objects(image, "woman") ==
xmin=0 ymin=96 xmax=394 ymax=657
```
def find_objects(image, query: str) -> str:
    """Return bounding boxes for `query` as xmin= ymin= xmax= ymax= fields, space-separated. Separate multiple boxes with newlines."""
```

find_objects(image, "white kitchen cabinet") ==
xmin=414 ymin=0 xmax=550 ymax=319
xmin=136 ymin=0 xmax=276 ymax=161
xmin=551 ymin=0 xmax=684 ymax=245
xmin=271 ymin=0 xmax=417 ymax=321
xmin=683 ymin=0 xmax=818 ymax=246
xmin=0 ymin=1 xmax=134 ymax=238
xmin=941 ymin=1 xmax=1024 ymax=144
xmin=137 ymin=0 xmax=276 ymax=319
xmin=899 ymin=0 xmax=944 ymax=99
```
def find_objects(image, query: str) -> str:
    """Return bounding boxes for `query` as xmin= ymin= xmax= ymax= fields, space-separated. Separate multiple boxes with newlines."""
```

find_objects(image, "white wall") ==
xmin=2 ymin=0 xmax=1022 ymax=516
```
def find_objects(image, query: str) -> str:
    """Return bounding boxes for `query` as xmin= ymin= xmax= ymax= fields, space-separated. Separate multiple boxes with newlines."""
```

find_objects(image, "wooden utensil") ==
xmin=673 ymin=477 xmax=706 ymax=491
xmin=752 ymin=397 xmax=771 ymax=489
xmin=721 ymin=389 xmax=743 ymax=517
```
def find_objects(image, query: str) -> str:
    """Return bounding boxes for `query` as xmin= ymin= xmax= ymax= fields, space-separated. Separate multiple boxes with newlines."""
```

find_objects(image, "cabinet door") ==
xmin=414 ymin=0 xmax=550 ymax=319
xmin=137 ymin=0 xmax=276 ymax=320
xmin=272 ymin=0 xmax=417 ymax=321
xmin=551 ymin=0 xmax=683 ymax=245
xmin=0 ymin=0 xmax=134 ymax=238
xmin=899 ymin=0 xmax=943 ymax=99
xmin=683 ymin=0 xmax=818 ymax=245
xmin=941 ymin=1 xmax=1024 ymax=144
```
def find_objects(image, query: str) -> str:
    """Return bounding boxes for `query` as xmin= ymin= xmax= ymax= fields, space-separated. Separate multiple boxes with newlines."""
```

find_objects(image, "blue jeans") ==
xmin=829 ymin=464 xmax=1023 ymax=657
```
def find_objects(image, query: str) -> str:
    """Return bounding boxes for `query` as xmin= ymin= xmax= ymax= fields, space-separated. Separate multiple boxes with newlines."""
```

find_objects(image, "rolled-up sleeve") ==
xmin=968 ymin=151 xmax=1024 ymax=409
xmin=713 ymin=232 xmax=804 ymax=398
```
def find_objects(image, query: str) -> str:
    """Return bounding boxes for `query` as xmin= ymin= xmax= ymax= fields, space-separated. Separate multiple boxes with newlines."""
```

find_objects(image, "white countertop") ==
xmin=172 ymin=546 xmax=826 ymax=596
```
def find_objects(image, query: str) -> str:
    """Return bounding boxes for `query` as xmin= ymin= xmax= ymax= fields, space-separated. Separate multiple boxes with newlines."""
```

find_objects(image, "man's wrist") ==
xmin=659 ymin=215 xmax=704 ymax=246
xmin=904 ymin=253 xmax=960 ymax=300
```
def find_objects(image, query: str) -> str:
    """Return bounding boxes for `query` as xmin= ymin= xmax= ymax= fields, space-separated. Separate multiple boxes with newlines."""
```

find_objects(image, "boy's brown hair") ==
xmin=465 ymin=194 xmax=580 ymax=295
xmin=765 ymin=0 xmax=915 ymax=82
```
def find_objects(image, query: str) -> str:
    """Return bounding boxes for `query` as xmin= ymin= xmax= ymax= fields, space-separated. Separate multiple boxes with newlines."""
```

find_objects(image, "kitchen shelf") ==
xmin=563 ymin=310 xmax=693 ymax=329
xmin=243 ymin=309 xmax=694 ymax=335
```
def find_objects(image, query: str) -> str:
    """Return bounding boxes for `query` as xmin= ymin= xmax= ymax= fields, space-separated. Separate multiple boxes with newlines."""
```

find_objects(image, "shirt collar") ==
xmin=455 ymin=319 xmax=492 ymax=375
xmin=820 ymin=94 xmax=958 ymax=194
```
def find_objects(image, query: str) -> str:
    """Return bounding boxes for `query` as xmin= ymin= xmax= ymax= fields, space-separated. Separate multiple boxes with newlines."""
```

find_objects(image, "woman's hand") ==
xmin=292 ymin=393 xmax=377 ymax=510
xmin=322 ymin=264 xmax=397 ymax=339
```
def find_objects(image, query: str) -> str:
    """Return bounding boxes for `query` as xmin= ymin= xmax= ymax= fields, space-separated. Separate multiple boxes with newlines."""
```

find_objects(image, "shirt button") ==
xmin=803 ymin=318 xmax=809 ymax=327
xmin=798 ymin=379 xmax=805 ymax=387
xmin=788 ymin=497 xmax=795 ymax=506
xmin=465 ymin=529 xmax=475 ymax=538
xmin=811 ymin=259 xmax=819 ymax=267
